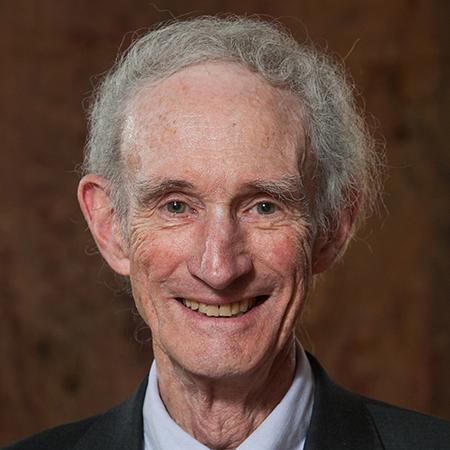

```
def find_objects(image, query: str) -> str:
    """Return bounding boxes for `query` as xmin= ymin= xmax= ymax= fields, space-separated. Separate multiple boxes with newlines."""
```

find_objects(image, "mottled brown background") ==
xmin=1 ymin=0 xmax=449 ymax=445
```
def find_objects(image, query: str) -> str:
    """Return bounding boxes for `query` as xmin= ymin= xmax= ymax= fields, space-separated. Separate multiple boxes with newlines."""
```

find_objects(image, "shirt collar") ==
xmin=143 ymin=343 xmax=314 ymax=450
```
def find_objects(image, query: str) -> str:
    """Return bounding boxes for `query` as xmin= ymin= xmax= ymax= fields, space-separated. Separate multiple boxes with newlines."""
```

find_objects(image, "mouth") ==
xmin=175 ymin=295 xmax=269 ymax=318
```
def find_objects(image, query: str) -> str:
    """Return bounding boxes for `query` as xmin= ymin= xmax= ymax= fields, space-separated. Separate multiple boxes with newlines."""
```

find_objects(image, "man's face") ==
xmin=121 ymin=62 xmax=314 ymax=379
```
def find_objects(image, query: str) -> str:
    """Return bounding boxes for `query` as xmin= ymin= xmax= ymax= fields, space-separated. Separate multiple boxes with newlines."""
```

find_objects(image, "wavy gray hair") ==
xmin=83 ymin=15 xmax=382 ymax=239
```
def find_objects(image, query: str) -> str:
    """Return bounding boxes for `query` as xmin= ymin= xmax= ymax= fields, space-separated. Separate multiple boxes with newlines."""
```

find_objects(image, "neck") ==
xmin=153 ymin=337 xmax=297 ymax=450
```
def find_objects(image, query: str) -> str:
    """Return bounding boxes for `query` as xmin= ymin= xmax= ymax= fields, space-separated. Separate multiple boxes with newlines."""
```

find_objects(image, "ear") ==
xmin=77 ymin=174 xmax=130 ymax=276
xmin=311 ymin=199 xmax=359 ymax=274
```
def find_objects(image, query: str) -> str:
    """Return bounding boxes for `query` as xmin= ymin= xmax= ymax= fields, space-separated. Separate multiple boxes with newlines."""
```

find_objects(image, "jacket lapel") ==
xmin=73 ymin=376 xmax=148 ymax=450
xmin=304 ymin=354 xmax=383 ymax=450
xmin=71 ymin=355 xmax=384 ymax=450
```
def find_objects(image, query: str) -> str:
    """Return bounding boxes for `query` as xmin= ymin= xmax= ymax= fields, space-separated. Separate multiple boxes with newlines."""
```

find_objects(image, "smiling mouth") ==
xmin=176 ymin=295 xmax=269 ymax=318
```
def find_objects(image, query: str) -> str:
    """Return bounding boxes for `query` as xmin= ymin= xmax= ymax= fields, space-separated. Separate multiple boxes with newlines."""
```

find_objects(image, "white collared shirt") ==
xmin=143 ymin=344 xmax=314 ymax=450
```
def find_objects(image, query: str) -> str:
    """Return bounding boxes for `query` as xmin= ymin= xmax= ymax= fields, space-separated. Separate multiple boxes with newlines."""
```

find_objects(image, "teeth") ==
xmin=190 ymin=300 xmax=199 ymax=311
xmin=239 ymin=299 xmax=249 ymax=312
xmin=231 ymin=302 xmax=240 ymax=315
xmin=206 ymin=305 xmax=219 ymax=317
xmin=219 ymin=304 xmax=232 ymax=317
xmin=180 ymin=297 xmax=264 ymax=317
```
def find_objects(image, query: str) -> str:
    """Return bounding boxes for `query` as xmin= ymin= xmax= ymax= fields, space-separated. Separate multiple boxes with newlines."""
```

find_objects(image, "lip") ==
xmin=172 ymin=295 xmax=270 ymax=325
xmin=174 ymin=295 xmax=269 ymax=306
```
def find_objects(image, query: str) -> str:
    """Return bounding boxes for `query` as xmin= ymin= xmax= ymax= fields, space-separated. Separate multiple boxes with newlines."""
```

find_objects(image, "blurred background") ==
xmin=0 ymin=0 xmax=448 ymax=445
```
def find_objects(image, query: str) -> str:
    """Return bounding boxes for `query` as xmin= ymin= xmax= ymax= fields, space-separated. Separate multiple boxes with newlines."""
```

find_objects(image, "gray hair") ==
xmin=83 ymin=15 xmax=383 ymax=239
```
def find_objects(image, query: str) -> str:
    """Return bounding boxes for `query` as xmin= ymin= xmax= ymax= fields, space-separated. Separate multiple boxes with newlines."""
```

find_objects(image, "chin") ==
xmin=157 ymin=330 xmax=279 ymax=381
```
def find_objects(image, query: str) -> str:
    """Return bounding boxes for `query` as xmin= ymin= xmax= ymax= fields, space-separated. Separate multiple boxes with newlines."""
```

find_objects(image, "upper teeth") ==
xmin=182 ymin=298 xmax=255 ymax=317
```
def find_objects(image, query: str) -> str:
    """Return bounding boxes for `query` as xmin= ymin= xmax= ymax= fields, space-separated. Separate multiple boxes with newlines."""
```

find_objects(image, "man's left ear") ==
xmin=77 ymin=174 xmax=130 ymax=276
xmin=311 ymin=199 xmax=359 ymax=274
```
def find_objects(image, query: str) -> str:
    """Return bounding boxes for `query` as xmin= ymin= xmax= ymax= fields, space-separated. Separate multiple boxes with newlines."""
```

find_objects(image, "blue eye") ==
xmin=166 ymin=200 xmax=187 ymax=214
xmin=256 ymin=202 xmax=277 ymax=215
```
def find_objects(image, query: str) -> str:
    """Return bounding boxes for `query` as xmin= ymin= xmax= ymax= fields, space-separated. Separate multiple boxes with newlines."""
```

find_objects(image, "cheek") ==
xmin=271 ymin=239 xmax=296 ymax=268
xmin=128 ymin=233 xmax=184 ymax=327
xmin=252 ymin=227 xmax=310 ymax=273
xmin=129 ymin=226 xmax=190 ymax=283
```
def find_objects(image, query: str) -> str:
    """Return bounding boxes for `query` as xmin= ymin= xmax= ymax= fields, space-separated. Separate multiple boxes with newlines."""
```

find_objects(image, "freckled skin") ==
xmin=122 ymin=62 xmax=315 ymax=449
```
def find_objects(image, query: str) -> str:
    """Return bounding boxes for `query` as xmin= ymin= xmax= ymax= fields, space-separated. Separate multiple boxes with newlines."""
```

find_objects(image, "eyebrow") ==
xmin=134 ymin=178 xmax=195 ymax=207
xmin=133 ymin=175 xmax=306 ymax=208
xmin=240 ymin=175 xmax=306 ymax=208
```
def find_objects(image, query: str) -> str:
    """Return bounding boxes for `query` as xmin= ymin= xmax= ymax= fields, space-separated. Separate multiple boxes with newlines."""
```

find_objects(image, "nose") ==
xmin=187 ymin=213 xmax=253 ymax=290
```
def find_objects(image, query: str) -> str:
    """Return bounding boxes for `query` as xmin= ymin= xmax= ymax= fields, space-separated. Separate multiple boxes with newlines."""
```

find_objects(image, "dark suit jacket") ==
xmin=4 ymin=355 xmax=450 ymax=450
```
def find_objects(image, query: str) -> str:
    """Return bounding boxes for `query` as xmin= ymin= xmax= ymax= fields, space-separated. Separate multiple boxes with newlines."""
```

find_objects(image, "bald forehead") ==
xmin=130 ymin=61 xmax=302 ymax=118
xmin=123 ymin=62 xmax=303 ymax=144
xmin=120 ymin=62 xmax=307 ymax=186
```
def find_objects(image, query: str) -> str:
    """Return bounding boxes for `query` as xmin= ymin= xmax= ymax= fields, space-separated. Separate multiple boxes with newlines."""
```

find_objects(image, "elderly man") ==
xmin=6 ymin=15 xmax=449 ymax=450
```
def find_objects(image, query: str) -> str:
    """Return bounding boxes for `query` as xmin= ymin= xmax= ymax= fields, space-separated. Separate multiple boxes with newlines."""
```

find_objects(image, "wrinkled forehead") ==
xmin=121 ymin=61 xmax=308 ymax=178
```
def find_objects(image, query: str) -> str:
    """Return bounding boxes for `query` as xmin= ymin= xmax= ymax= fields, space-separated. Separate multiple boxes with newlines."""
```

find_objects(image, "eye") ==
xmin=165 ymin=200 xmax=187 ymax=214
xmin=255 ymin=201 xmax=277 ymax=215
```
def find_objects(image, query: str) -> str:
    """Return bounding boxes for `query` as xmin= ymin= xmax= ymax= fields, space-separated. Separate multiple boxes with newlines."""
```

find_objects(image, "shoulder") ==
xmin=363 ymin=396 xmax=450 ymax=450
xmin=2 ymin=375 xmax=148 ymax=450
xmin=2 ymin=416 xmax=99 ymax=450
xmin=306 ymin=353 xmax=450 ymax=450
